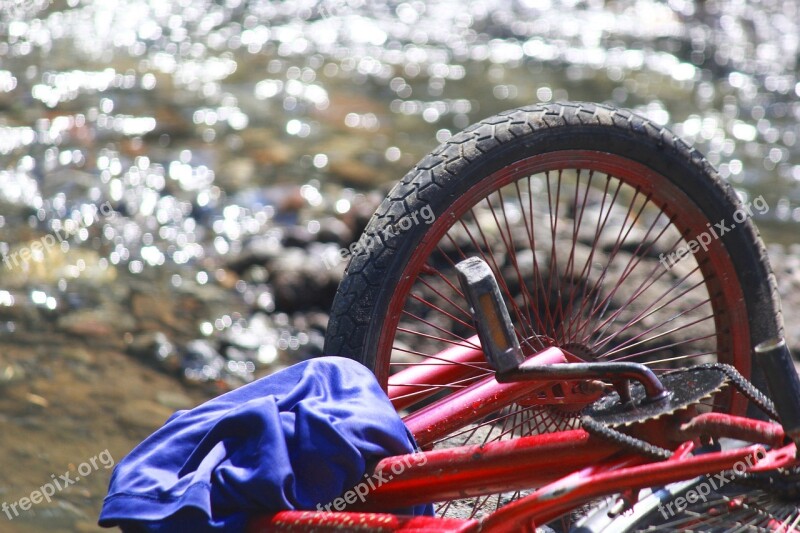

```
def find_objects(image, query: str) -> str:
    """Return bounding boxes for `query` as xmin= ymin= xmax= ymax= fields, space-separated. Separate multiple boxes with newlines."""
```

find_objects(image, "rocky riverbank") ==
xmin=2 ymin=0 xmax=800 ymax=529
xmin=0 ymin=189 xmax=798 ymax=531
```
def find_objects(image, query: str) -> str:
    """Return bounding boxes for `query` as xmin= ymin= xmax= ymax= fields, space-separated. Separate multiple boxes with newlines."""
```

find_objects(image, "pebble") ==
xmin=315 ymin=216 xmax=353 ymax=246
xmin=57 ymin=309 xmax=135 ymax=340
xmin=267 ymin=248 xmax=340 ymax=312
xmin=0 ymin=363 xmax=26 ymax=388
xmin=60 ymin=347 xmax=95 ymax=365
xmin=127 ymin=332 xmax=181 ymax=373
xmin=25 ymin=392 xmax=49 ymax=408
xmin=156 ymin=390 xmax=193 ymax=411
xmin=116 ymin=400 xmax=175 ymax=432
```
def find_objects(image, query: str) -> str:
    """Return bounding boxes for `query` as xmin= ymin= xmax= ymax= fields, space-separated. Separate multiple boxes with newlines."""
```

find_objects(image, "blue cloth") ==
xmin=99 ymin=356 xmax=432 ymax=531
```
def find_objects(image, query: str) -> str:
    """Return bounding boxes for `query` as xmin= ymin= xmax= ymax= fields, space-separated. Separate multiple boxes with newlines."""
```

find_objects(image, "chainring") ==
xmin=582 ymin=366 xmax=729 ymax=428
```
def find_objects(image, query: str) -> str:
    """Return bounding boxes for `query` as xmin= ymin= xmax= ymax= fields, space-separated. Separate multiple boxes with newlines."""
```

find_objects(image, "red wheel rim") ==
xmin=377 ymin=151 xmax=749 ymax=414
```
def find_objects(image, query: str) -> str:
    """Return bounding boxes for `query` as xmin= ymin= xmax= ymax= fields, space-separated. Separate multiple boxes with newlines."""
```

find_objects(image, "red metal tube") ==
xmin=404 ymin=347 xmax=568 ymax=446
xmin=248 ymin=511 xmax=479 ymax=533
xmin=388 ymin=336 xmax=486 ymax=411
xmin=355 ymin=430 xmax=619 ymax=511
xmin=675 ymin=412 xmax=786 ymax=447
xmin=481 ymin=445 xmax=765 ymax=533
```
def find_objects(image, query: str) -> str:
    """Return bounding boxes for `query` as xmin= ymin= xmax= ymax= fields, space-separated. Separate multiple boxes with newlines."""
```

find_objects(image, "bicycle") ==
xmin=250 ymin=102 xmax=800 ymax=532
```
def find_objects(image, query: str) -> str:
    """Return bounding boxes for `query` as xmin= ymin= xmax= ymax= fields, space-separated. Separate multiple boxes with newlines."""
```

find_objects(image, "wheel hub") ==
xmin=559 ymin=342 xmax=596 ymax=362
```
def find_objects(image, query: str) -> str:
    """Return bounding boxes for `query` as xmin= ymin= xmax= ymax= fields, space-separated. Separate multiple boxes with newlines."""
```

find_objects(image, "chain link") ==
xmin=581 ymin=416 xmax=673 ymax=460
xmin=693 ymin=363 xmax=778 ymax=420
xmin=582 ymin=363 xmax=779 ymax=460
xmin=582 ymin=363 xmax=797 ymax=501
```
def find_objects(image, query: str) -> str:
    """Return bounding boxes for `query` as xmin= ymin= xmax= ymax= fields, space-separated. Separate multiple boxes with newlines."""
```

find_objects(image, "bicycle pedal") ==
xmin=455 ymin=257 xmax=525 ymax=374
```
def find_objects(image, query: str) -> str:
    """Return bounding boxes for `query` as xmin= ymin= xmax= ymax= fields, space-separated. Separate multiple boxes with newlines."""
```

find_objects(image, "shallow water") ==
xmin=0 ymin=0 xmax=799 ymax=530
xmin=1 ymin=0 xmax=798 ymax=276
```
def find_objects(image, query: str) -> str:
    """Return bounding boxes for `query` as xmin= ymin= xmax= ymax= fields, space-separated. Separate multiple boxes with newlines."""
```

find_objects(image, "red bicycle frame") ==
xmin=249 ymin=344 xmax=799 ymax=532
xmin=251 ymin=433 xmax=794 ymax=532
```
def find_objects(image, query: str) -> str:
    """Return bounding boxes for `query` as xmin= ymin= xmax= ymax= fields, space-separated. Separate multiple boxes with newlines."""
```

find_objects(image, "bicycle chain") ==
xmin=581 ymin=416 xmax=673 ymax=460
xmin=697 ymin=364 xmax=799 ymax=496
xmin=736 ymin=464 xmax=800 ymax=498
xmin=687 ymin=363 xmax=778 ymax=420
xmin=580 ymin=362 xmax=799 ymax=511
xmin=582 ymin=362 xmax=778 ymax=461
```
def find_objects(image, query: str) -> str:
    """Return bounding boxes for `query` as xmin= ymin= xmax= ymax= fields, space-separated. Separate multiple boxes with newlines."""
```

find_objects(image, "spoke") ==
xmin=563 ymin=175 xmax=623 ymax=341
xmin=391 ymin=361 xmax=490 ymax=367
xmin=552 ymin=169 xmax=589 ymax=342
xmin=493 ymin=406 xmax=573 ymax=440
xmin=529 ymin=175 xmax=555 ymax=334
xmin=434 ymin=418 xmax=483 ymax=446
xmin=515 ymin=178 xmax=550 ymax=335
xmin=560 ymin=170 xmax=600 ymax=338
xmin=396 ymin=327 xmax=482 ymax=349
xmin=443 ymin=215 xmax=535 ymax=342
xmin=583 ymin=221 xmax=688 ymax=346
xmin=469 ymin=493 xmax=495 ymax=519
xmin=436 ymin=500 xmax=454 ymax=517
xmin=409 ymin=292 xmax=476 ymax=332
xmin=389 ymin=382 xmax=472 ymax=389
xmin=573 ymin=191 xmax=669 ymax=342
xmin=419 ymin=260 xmax=473 ymax=320
xmin=595 ymin=293 xmax=712 ymax=353
xmin=545 ymin=170 xmax=566 ymax=340
xmin=570 ymin=182 xmax=645 ymax=342
xmin=635 ymin=349 xmax=717 ymax=366
xmin=599 ymin=310 xmax=714 ymax=360
xmin=388 ymin=346 xmax=492 ymax=373
xmin=610 ymin=331 xmax=716 ymax=361
xmin=588 ymin=267 xmax=705 ymax=350
xmin=491 ymin=189 xmax=547 ymax=350
xmin=490 ymin=404 xmax=518 ymax=444
xmin=582 ymin=229 xmax=699 ymax=346
xmin=492 ymin=407 xmax=537 ymax=441
xmin=391 ymin=374 xmax=489 ymax=403
xmin=430 ymin=403 xmax=536 ymax=445
xmin=466 ymin=202 xmax=537 ymax=339
xmin=401 ymin=309 xmax=480 ymax=348
xmin=390 ymin=373 xmax=487 ymax=390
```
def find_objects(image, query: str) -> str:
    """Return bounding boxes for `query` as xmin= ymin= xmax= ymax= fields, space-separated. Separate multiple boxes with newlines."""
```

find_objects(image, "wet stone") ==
xmin=127 ymin=332 xmax=181 ymax=373
xmin=0 ymin=363 xmax=26 ymax=389
xmin=267 ymin=248 xmax=339 ymax=311
xmin=227 ymin=236 xmax=284 ymax=274
xmin=117 ymin=400 xmax=175 ymax=433
xmin=156 ymin=390 xmax=193 ymax=411
xmin=57 ymin=308 xmax=135 ymax=341
xmin=315 ymin=216 xmax=353 ymax=246
xmin=60 ymin=347 xmax=95 ymax=365
xmin=281 ymin=225 xmax=315 ymax=248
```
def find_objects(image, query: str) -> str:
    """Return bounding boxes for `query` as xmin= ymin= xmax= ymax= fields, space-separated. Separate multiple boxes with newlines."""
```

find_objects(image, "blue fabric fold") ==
xmin=100 ymin=356 xmax=432 ymax=531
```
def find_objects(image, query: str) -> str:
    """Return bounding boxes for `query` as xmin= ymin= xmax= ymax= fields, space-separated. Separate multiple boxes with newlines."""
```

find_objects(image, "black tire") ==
xmin=324 ymin=102 xmax=782 ymax=406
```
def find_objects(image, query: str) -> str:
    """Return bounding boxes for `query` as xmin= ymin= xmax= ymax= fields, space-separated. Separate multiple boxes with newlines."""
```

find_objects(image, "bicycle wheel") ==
xmin=324 ymin=102 xmax=782 ymax=519
xmin=575 ymin=471 xmax=800 ymax=532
